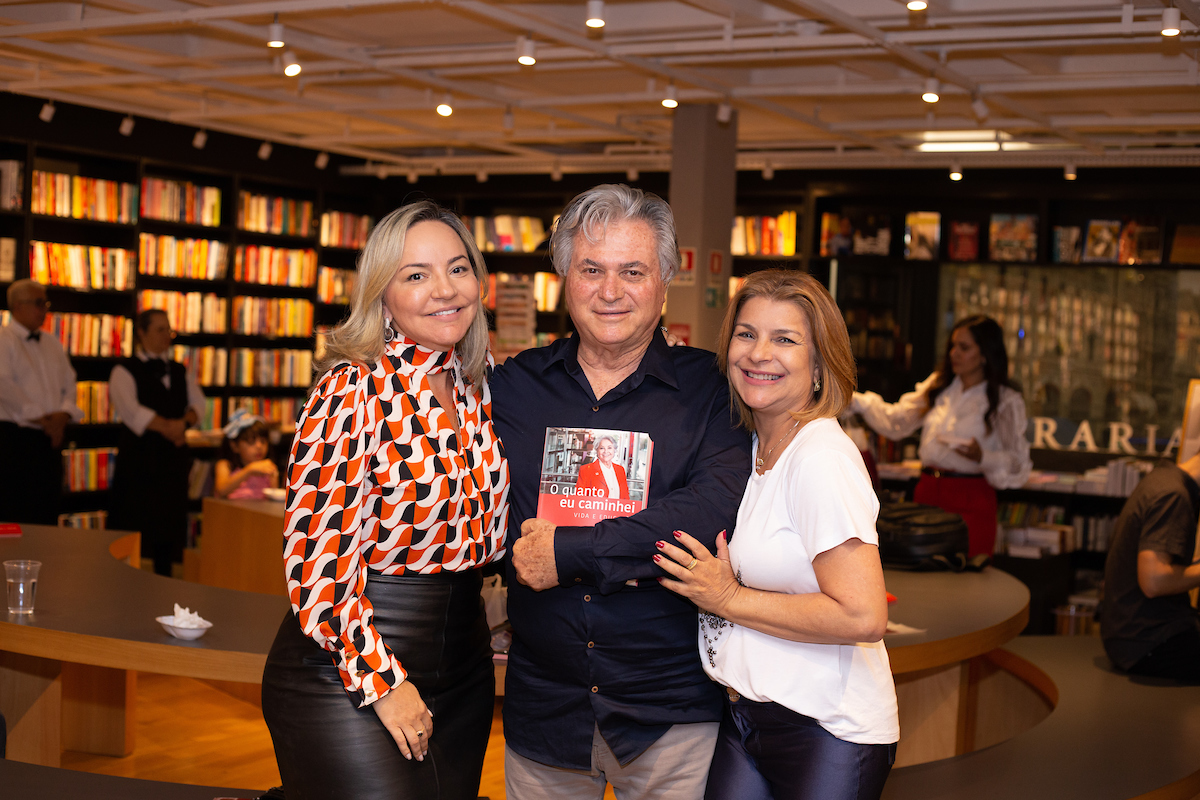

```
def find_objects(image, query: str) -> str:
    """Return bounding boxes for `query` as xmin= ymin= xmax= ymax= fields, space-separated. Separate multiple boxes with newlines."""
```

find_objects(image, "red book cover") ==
xmin=535 ymin=427 xmax=653 ymax=526
xmin=947 ymin=222 xmax=979 ymax=261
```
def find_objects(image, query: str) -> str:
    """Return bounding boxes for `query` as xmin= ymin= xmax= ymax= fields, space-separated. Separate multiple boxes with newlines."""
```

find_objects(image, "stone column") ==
xmin=665 ymin=103 xmax=738 ymax=352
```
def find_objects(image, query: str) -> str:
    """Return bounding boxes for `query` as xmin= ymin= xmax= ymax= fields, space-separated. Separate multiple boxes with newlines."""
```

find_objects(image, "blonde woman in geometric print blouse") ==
xmin=261 ymin=200 xmax=509 ymax=800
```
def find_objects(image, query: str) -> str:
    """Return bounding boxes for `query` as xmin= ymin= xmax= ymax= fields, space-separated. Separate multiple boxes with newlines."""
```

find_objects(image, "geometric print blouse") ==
xmin=282 ymin=333 xmax=510 ymax=706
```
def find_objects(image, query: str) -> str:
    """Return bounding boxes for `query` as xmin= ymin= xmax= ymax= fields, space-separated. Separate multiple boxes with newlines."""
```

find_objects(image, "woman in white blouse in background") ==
xmin=850 ymin=315 xmax=1032 ymax=556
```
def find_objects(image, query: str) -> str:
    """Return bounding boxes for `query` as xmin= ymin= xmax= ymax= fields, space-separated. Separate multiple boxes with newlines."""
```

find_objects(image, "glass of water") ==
xmin=5 ymin=560 xmax=41 ymax=614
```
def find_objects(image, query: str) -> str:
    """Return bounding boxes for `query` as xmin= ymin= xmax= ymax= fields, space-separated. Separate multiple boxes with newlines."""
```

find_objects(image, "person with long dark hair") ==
xmin=850 ymin=315 xmax=1031 ymax=556
xmin=260 ymin=200 xmax=509 ymax=800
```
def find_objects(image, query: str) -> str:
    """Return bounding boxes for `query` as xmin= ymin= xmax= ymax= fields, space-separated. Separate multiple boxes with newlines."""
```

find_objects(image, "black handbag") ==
xmin=876 ymin=501 xmax=984 ymax=571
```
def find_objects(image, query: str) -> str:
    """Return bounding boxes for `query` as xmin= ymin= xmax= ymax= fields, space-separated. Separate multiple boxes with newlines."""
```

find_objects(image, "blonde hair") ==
xmin=315 ymin=201 xmax=490 ymax=387
xmin=716 ymin=269 xmax=856 ymax=433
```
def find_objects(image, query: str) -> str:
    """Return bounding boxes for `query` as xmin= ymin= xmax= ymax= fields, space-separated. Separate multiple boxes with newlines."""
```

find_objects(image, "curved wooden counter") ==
xmin=0 ymin=525 xmax=288 ymax=683
xmin=883 ymin=636 xmax=1200 ymax=800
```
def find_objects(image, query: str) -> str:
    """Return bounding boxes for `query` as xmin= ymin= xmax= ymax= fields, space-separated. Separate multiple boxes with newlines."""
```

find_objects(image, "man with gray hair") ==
xmin=0 ymin=279 xmax=82 ymax=523
xmin=492 ymin=185 xmax=751 ymax=799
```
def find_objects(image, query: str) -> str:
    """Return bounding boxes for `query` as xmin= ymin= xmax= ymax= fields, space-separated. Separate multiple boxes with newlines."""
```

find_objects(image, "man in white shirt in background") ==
xmin=0 ymin=279 xmax=83 ymax=525
xmin=108 ymin=309 xmax=205 ymax=574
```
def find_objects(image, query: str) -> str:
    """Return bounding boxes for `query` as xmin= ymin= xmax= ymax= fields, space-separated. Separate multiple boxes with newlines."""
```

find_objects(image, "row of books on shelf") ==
xmin=31 ymin=170 xmax=139 ymax=224
xmin=62 ymin=446 xmax=117 ymax=492
xmin=172 ymin=345 xmax=228 ymax=387
xmin=29 ymin=240 xmax=136 ymax=290
xmin=849 ymin=330 xmax=895 ymax=360
xmin=730 ymin=212 xmax=798 ymax=257
xmin=1021 ymin=458 xmax=1154 ymax=496
xmin=140 ymin=233 xmax=228 ymax=280
xmin=819 ymin=210 xmax=1200 ymax=264
xmin=77 ymin=381 xmax=117 ymax=423
xmin=317 ymin=266 xmax=356 ymax=304
xmin=44 ymin=312 xmax=134 ymax=357
xmin=484 ymin=272 xmax=561 ymax=313
xmin=238 ymin=191 xmax=313 ymax=237
xmin=319 ymin=211 xmax=373 ymax=249
xmin=0 ymin=238 xmax=12 ymax=281
xmin=231 ymin=296 xmax=314 ymax=337
xmin=141 ymin=177 xmax=221 ymax=227
xmin=58 ymin=510 xmax=108 ymax=529
xmin=1000 ymin=513 xmax=1119 ymax=557
xmin=228 ymin=395 xmax=301 ymax=431
xmin=229 ymin=347 xmax=313 ymax=387
xmin=139 ymin=290 xmax=227 ymax=334
xmin=1 ymin=160 xmax=22 ymax=211
xmin=464 ymin=215 xmax=547 ymax=253
xmin=233 ymin=245 xmax=318 ymax=287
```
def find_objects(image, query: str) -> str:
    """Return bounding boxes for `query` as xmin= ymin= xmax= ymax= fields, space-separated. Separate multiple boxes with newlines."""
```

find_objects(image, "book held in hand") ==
xmin=535 ymin=427 xmax=653 ymax=526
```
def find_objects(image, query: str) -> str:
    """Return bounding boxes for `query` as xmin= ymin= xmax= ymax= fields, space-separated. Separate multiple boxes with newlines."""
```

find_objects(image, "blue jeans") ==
xmin=703 ymin=692 xmax=896 ymax=800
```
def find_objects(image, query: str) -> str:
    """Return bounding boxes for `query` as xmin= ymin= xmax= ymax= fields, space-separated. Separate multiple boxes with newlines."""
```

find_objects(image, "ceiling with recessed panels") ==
xmin=1 ymin=0 xmax=1198 ymax=179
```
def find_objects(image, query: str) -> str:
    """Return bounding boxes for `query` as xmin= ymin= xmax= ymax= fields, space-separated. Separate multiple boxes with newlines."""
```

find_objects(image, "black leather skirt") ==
xmin=261 ymin=570 xmax=494 ymax=800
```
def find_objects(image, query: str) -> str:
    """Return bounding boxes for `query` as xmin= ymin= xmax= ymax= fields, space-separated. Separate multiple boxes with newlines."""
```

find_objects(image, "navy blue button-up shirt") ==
xmin=492 ymin=331 xmax=752 ymax=769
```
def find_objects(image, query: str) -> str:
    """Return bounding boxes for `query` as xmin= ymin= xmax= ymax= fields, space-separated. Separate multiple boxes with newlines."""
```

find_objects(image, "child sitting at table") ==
xmin=214 ymin=410 xmax=279 ymax=500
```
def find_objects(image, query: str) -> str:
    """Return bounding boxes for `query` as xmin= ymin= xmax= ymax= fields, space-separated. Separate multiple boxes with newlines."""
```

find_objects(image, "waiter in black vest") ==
xmin=108 ymin=309 xmax=205 ymax=575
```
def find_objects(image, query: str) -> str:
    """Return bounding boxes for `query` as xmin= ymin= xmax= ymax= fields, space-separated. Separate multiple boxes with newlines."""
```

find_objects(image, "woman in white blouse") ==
xmin=657 ymin=270 xmax=897 ymax=800
xmin=851 ymin=315 xmax=1032 ymax=556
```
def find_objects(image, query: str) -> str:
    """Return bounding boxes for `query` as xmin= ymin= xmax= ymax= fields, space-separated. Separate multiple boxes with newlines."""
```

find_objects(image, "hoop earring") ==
xmin=383 ymin=318 xmax=396 ymax=343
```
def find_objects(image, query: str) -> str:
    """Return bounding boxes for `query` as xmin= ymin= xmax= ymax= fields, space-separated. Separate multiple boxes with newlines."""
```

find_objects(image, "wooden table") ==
xmin=199 ymin=497 xmax=287 ymax=596
xmin=882 ymin=568 xmax=1030 ymax=766
xmin=0 ymin=524 xmax=288 ymax=765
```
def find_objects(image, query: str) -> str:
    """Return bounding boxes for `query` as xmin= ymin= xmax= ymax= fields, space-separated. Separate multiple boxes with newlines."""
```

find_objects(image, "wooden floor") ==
xmin=59 ymin=673 xmax=510 ymax=799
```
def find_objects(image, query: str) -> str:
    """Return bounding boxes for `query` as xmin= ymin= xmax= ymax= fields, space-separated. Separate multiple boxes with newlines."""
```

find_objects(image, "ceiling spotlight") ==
xmin=907 ymin=1 xmax=928 ymax=9
xmin=476 ymin=170 xmax=489 ymax=183
xmin=258 ymin=141 xmax=273 ymax=160
xmin=267 ymin=14 xmax=285 ymax=48
xmin=192 ymin=129 xmax=207 ymax=149
xmin=971 ymin=95 xmax=989 ymax=120
xmin=922 ymin=77 xmax=940 ymax=103
xmin=949 ymin=164 xmax=963 ymax=181
xmin=762 ymin=163 xmax=774 ymax=180
xmin=39 ymin=101 xmax=55 ymax=123
xmin=662 ymin=83 xmax=678 ymax=109
xmin=503 ymin=106 xmax=515 ymax=131
xmin=716 ymin=101 xmax=733 ymax=124
xmin=586 ymin=0 xmax=605 ymax=28
xmin=1064 ymin=164 xmax=1077 ymax=181
xmin=1162 ymin=6 xmax=1181 ymax=36
xmin=119 ymin=115 xmax=135 ymax=136
xmin=551 ymin=164 xmax=563 ymax=181
xmin=626 ymin=167 xmax=639 ymax=182
xmin=407 ymin=170 xmax=419 ymax=184
xmin=282 ymin=51 xmax=301 ymax=77
xmin=376 ymin=166 xmax=388 ymax=180
xmin=436 ymin=93 xmax=453 ymax=117
xmin=315 ymin=151 xmax=330 ymax=170
xmin=517 ymin=36 xmax=537 ymax=66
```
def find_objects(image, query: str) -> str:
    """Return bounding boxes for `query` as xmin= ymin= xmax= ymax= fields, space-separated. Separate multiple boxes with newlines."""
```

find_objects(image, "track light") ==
xmin=907 ymin=1 xmax=927 ymax=9
xmin=586 ymin=0 xmax=605 ymax=28
xmin=517 ymin=36 xmax=536 ymax=66
xmin=267 ymin=15 xmax=285 ymax=48
xmin=949 ymin=164 xmax=963 ymax=181
xmin=119 ymin=115 xmax=135 ymax=136
xmin=662 ymin=84 xmax=678 ymax=109
xmin=762 ymin=162 xmax=774 ymax=180
xmin=922 ymin=77 xmax=940 ymax=104
xmin=39 ymin=101 xmax=55 ymax=123
xmin=626 ymin=167 xmax=638 ymax=182
xmin=971 ymin=95 xmax=989 ymax=120
xmin=192 ymin=129 xmax=207 ymax=149
xmin=503 ymin=106 xmax=515 ymax=131
xmin=1064 ymin=164 xmax=1077 ymax=181
xmin=407 ymin=170 xmax=419 ymax=184
xmin=476 ymin=170 xmax=488 ymax=183
xmin=282 ymin=51 xmax=301 ymax=77
xmin=716 ymin=101 xmax=733 ymax=123
xmin=1162 ymin=7 xmax=1181 ymax=36
xmin=258 ymin=141 xmax=273 ymax=160
xmin=315 ymin=151 xmax=330 ymax=170
xmin=436 ymin=93 xmax=453 ymax=117
xmin=376 ymin=166 xmax=388 ymax=180
xmin=551 ymin=164 xmax=563 ymax=181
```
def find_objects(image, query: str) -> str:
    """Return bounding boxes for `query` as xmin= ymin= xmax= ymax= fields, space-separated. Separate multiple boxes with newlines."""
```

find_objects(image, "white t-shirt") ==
xmin=599 ymin=460 xmax=620 ymax=499
xmin=699 ymin=416 xmax=900 ymax=745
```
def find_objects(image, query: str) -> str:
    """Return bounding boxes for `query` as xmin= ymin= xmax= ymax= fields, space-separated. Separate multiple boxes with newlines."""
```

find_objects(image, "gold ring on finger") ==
xmin=685 ymin=557 xmax=698 ymax=571
xmin=416 ymin=730 xmax=425 ymax=736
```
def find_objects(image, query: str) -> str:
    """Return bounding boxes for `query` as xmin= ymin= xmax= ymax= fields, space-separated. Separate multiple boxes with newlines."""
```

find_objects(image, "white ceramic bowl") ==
xmin=262 ymin=487 xmax=286 ymax=502
xmin=156 ymin=616 xmax=213 ymax=640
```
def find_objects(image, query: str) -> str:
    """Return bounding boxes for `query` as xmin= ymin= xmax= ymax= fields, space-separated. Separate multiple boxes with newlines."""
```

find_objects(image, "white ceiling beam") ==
xmin=771 ymin=0 xmax=1106 ymax=155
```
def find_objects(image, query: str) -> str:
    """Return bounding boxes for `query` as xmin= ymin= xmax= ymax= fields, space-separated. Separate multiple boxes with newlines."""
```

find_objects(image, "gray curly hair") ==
xmin=549 ymin=184 xmax=680 ymax=283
